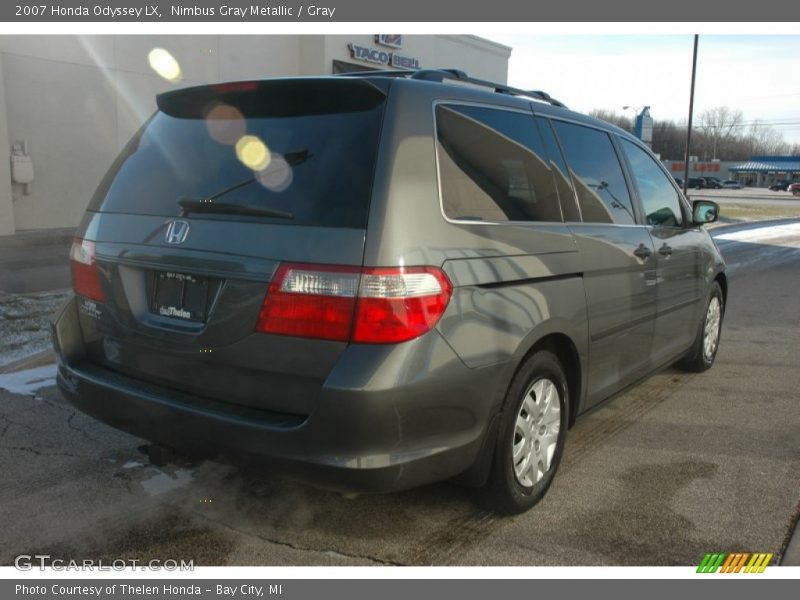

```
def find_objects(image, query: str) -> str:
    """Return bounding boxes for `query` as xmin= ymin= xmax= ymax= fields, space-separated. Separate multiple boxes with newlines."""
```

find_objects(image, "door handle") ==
xmin=658 ymin=244 xmax=673 ymax=257
xmin=633 ymin=243 xmax=652 ymax=260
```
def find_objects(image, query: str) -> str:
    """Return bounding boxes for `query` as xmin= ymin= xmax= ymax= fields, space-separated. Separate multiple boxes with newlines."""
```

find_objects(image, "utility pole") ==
xmin=682 ymin=35 xmax=699 ymax=196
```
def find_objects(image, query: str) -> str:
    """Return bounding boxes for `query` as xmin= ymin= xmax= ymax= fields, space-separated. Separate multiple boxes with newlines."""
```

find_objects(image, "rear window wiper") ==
xmin=177 ymin=150 xmax=312 ymax=219
xmin=177 ymin=198 xmax=294 ymax=220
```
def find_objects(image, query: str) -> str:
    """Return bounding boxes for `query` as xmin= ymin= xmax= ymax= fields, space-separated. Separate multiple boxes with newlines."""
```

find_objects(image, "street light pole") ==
xmin=682 ymin=35 xmax=699 ymax=196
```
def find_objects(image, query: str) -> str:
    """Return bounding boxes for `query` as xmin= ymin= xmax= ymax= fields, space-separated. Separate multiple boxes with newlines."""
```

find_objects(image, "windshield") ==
xmin=89 ymin=84 xmax=386 ymax=229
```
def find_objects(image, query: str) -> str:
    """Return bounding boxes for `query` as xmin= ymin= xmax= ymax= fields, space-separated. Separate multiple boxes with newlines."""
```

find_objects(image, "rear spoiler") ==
xmin=156 ymin=77 xmax=390 ymax=118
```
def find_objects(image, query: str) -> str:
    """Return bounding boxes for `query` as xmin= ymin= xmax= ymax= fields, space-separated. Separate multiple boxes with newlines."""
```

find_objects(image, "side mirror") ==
xmin=692 ymin=200 xmax=719 ymax=225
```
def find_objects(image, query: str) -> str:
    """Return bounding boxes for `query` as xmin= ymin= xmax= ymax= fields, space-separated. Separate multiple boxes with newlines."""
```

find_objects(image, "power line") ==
xmin=698 ymin=120 xmax=800 ymax=128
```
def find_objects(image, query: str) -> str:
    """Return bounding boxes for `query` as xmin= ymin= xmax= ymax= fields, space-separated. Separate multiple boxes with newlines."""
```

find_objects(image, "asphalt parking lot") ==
xmin=1 ymin=220 xmax=799 ymax=567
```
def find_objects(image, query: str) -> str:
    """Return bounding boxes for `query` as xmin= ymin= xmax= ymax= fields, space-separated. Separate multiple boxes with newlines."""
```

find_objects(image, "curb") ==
xmin=780 ymin=501 xmax=800 ymax=566
xmin=0 ymin=349 xmax=56 ymax=374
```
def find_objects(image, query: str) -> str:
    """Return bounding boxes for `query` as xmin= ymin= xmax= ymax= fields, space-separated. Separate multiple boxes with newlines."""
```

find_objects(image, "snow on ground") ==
xmin=0 ymin=363 xmax=57 ymax=396
xmin=140 ymin=468 xmax=194 ymax=496
xmin=0 ymin=290 xmax=70 ymax=367
xmin=715 ymin=222 xmax=800 ymax=246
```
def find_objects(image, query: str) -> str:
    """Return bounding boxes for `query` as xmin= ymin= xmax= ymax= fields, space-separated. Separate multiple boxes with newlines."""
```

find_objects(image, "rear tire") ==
xmin=679 ymin=281 xmax=724 ymax=372
xmin=479 ymin=351 xmax=569 ymax=515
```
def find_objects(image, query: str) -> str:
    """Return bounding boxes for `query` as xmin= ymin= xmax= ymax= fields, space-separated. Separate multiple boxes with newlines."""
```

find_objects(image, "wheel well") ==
xmin=456 ymin=331 xmax=583 ymax=488
xmin=528 ymin=333 xmax=581 ymax=427
xmin=715 ymin=272 xmax=728 ymax=307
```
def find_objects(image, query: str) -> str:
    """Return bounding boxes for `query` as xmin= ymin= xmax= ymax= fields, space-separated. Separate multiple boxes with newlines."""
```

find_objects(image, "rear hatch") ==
xmin=73 ymin=78 xmax=389 ymax=419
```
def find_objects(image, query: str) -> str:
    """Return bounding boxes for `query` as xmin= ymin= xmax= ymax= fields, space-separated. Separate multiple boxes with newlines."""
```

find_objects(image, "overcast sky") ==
xmin=489 ymin=35 xmax=800 ymax=146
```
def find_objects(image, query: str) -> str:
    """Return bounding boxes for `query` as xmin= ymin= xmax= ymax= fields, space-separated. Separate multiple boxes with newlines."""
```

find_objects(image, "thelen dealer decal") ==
xmin=697 ymin=552 xmax=773 ymax=573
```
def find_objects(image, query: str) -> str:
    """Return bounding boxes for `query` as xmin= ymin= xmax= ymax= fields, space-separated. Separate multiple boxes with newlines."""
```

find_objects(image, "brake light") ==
xmin=211 ymin=81 xmax=259 ymax=94
xmin=257 ymin=264 xmax=360 ymax=341
xmin=70 ymin=238 xmax=105 ymax=302
xmin=256 ymin=263 xmax=452 ymax=344
xmin=353 ymin=267 xmax=452 ymax=343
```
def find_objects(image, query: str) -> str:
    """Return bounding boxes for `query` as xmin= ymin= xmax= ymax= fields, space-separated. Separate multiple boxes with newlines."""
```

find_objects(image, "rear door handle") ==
xmin=658 ymin=244 xmax=673 ymax=257
xmin=633 ymin=244 xmax=652 ymax=260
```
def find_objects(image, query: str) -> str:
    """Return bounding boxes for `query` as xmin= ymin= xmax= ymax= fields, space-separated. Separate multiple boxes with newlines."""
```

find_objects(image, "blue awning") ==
xmin=731 ymin=160 xmax=800 ymax=173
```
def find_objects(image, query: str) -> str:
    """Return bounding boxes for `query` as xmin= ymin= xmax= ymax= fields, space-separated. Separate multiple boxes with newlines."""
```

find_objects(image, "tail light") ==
xmin=257 ymin=263 xmax=452 ymax=344
xmin=70 ymin=238 xmax=105 ymax=302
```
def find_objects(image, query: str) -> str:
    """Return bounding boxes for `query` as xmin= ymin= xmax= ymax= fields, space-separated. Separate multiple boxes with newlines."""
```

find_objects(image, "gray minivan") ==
xmin=52 ymin=70 xmax=726 ymax=514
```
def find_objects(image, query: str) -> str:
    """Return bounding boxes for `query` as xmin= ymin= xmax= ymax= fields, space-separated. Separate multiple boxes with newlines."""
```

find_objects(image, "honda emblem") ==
xmin=165 ymin=220 xmax=190 ymax=245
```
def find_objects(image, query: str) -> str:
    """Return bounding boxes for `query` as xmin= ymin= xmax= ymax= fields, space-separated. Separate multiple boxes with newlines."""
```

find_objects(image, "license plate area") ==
xmin=149 ymin=271 xmax=210 ymax=322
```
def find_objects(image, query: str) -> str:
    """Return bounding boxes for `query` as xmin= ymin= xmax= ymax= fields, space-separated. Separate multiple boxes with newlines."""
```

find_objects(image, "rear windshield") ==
xmin=89 ymin=80 xmax=386 ymax=229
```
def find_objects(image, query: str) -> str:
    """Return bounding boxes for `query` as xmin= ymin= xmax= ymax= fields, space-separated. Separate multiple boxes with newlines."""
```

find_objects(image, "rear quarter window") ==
xmin=435 ymin=104 xmax=564 ymax=223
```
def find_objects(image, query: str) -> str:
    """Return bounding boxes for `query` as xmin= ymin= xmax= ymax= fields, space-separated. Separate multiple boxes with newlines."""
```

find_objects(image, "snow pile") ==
xmin=0 ymin=364 xmax=57 ymax=396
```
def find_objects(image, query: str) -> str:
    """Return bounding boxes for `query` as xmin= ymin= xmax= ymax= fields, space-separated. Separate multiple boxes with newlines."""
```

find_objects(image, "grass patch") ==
xmin=718 ymin=203 xmax=800 ymax=222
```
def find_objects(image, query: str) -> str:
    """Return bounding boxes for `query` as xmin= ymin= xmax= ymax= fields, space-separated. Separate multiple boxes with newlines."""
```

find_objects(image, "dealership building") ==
xmin=662 ymin=156 xmax=800 ymax=187
xmin=729 ymin=156 xmax=800 ymax=187
xmin=0 ymin=34 xmax=511 ymax=240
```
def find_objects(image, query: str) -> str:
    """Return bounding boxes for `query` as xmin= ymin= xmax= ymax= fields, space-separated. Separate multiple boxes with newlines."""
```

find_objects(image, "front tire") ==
xmin=680 ymin=281 xmax=724 ymax=372
xmin=480 ymin=351 xmax=569 ymax=515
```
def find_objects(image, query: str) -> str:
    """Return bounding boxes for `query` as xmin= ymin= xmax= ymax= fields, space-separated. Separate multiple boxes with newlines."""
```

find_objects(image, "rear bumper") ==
xmin=53 ymin=297 xmax=509 ymax=493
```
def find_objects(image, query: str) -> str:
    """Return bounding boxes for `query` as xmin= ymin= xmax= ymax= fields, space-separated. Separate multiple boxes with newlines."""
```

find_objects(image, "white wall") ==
xmin=0 ymin=57 xmax=15 ymax=236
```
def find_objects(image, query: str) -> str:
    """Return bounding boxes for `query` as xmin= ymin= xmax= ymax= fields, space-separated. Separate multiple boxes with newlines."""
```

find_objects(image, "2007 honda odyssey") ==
xmin=53 ymin=69 xmax=726 ymax=514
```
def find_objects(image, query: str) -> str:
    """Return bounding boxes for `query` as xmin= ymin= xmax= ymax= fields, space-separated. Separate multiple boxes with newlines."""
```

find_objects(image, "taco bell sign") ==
xmin=348 ymin=43 xmax=420 ymax=69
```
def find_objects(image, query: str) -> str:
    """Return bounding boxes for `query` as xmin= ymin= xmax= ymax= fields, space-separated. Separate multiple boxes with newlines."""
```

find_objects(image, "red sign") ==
xmin=671 ymin=162 xmax=720 ymax=173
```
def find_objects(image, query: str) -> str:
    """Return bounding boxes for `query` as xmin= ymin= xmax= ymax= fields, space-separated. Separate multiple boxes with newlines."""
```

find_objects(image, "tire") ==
xmin=479 ymin=351 xmax=569 ymax=515
xmin=679 ymin=281 xmax=724 ymax=372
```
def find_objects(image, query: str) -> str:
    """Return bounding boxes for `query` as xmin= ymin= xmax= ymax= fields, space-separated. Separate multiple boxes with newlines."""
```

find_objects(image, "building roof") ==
xmin=751 ymin=155 xmax=799 ymax=162
xmin=730 ymin=159 xmax=800 ymax=173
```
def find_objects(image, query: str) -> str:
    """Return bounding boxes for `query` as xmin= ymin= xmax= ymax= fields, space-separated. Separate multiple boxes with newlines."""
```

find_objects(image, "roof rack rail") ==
xmin=337 ymin=69 xmax=415 ymax=79
xmin=336 ymin=68 xmax=567 ymax=109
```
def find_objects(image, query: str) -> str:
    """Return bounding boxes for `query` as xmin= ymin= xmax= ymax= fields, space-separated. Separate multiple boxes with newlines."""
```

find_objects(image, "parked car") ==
xmin=769 ymin=180 xmax=791 ymax=191
xmin=790 ymin=183 xmax=800 ymax=196
xmin=721 ymin=180 xmax=743 ymax=189
xmin=687 ymin=177 xmax=706 ymax=189
xmin=702 ymin=177 xmax=722 ymax=189
xmin=52 ymin=70 xmax=727 ymax=514
xmin=673 ymin=176 xmax=684 ymax=188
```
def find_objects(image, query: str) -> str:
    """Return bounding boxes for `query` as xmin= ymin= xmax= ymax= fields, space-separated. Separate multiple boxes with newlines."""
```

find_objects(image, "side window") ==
xmin=435 ymin=104 xmax=563 ymax=223
xmin=552 ymin=121 xmax=636 ymax=225
xmin=536 ymin=117 xmax=581 ymax=222
xmin=620 ymin=139 xmax=683 ymax=227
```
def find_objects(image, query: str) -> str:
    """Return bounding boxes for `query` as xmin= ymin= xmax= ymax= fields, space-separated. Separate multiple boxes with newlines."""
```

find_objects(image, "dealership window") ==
xmin=435 ymin=105 xmax=563 ymax=223
xmin=552 ymin=121 xmax=635 ymax=225
xmin=620 ymin=139 xmax=683 ymax=227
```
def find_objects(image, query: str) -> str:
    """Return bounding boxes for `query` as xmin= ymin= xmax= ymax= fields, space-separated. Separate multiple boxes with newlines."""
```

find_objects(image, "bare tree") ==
xmin=746 ymin=120 xmax=790 ymax=156
xmin=587 ymin=106 xmax=795 ymax=160
xmin=588 ymin=109 xmax=633 ymax=133
xmin=697 ymin=106 xmax=744 ymax=160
